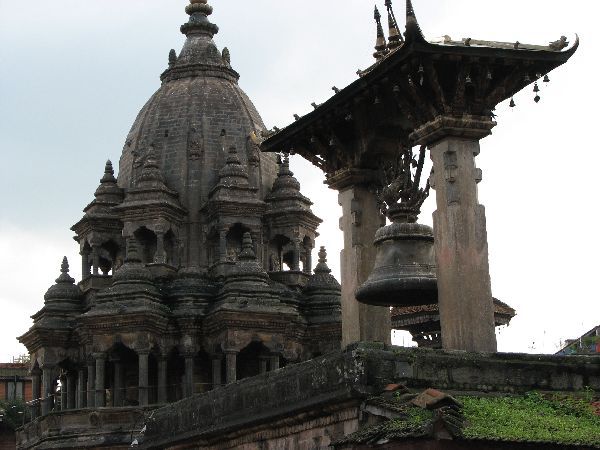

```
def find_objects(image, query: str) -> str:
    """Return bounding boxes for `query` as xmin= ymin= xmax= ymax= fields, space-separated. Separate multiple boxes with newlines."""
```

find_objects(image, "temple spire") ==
xmin=314 ymin=247 xmax=332 ymax=275
xmin=101 ymin=160 xmax=116 ymax=183
xmin=405 ymin=0 xmax=426 ymax=44
xmin=373 ymin=6 xmax=389 ymax=61
xmin=385 ymin=0 xmax=404 ymax=49
xmin=56 ymin=257 xmax=75 ymax=284
xmin=181 ymin=0 xmax=219 ymax=37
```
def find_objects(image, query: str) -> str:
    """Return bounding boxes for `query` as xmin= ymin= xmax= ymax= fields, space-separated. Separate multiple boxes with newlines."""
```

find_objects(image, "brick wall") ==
xmin=23 ymin=381 xmax=32 ymax=403
xmin=0 ymin=430 xmax=16 ymax=450
xmin=0 ymin=383 xmax=5 ymax=401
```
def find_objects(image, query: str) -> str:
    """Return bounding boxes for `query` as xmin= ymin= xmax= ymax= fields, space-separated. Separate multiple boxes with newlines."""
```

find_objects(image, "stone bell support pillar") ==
xmin=416 ymin=116 xmax=497 ymax=353
xmin=330 ymin=171 xmax=391 ymax=347
xmin=211 ymin=356 xmax=222 ymax=389
xmin=184 ymin=354 xmax=195 ymax=397
xmin=112 ymin=358 xmax=123 ymax=407
xmin=66 ymin=372 xmax=76 ymax=409
xmin=41 ymin=365 xmax=55 ymax=416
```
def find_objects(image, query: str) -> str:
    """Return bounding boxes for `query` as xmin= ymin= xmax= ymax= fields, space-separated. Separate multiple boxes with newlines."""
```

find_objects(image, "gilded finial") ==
xmin=373 ymin=6 xmax=389 ymax=61
xmin=405 ymin=0 xmax=426 ymax=44
xmin=385 ymin=0 xmax=403 ymax=49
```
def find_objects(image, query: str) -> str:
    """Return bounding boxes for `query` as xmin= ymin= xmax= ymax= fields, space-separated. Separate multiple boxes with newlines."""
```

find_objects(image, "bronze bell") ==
xmin=356 ymin=205 xmax=437 ymax=307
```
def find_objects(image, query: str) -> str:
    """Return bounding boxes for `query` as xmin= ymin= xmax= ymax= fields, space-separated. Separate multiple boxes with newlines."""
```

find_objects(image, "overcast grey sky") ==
xmin=1 ymin=0 xmax=598 ymax=360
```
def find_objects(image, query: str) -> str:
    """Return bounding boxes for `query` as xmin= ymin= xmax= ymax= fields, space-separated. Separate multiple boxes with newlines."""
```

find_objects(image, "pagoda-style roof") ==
xmin=261 ymin=0 xmax=578 ymax=181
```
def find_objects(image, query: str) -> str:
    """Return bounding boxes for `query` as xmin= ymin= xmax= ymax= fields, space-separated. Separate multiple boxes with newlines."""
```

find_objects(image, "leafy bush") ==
xmin=0 ymin=398 xmax=29 ymax=431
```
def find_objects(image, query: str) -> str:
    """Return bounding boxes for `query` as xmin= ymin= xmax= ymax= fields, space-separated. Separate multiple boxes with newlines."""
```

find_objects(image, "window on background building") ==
xmin=6 ymin=381 xmax=24 ymax=400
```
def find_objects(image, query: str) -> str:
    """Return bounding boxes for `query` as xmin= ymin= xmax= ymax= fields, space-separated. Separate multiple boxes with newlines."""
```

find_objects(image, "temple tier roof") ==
xmin=260 ymin=0 xmax=578 ymax=180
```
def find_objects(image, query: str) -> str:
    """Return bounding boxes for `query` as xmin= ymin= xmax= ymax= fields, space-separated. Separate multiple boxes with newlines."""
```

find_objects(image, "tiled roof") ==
xmin=0 ymin=363 xmax=29 ymax=378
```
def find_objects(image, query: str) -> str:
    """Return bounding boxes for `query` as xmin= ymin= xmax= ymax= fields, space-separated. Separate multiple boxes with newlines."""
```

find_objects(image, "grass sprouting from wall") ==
xmin=460 ymin=392 xmax=600 ymax=446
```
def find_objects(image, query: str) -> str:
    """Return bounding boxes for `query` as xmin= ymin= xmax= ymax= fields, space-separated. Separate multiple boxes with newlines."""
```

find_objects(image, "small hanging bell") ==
xmin=465 ymin=74 xmax=473 ymax=86
xmin=418 ymin=64 xmax=425 ymax=85
xmin=486 ymin=70 xmax=493 ymax=80
xmin=543 ymin=74 xmax=550 ymax=83
xmin=534 ymin=94 xmax=541 ymax=103
xmin=509 ymin=97 xmax=516 ymax=108
xmin=533 ymin=82 xmax=540 ymax=93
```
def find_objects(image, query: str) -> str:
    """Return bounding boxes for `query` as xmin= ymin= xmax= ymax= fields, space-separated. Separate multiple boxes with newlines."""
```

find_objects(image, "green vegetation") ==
xmin=459 ymin=392 xmax=600 ymax=446
xmin=0 ymin=398 xmax=29 ymax=431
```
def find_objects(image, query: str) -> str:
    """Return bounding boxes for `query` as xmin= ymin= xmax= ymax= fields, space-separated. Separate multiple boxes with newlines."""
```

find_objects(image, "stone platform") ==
xmin=17 ymin=344 xmax=600 ymax=449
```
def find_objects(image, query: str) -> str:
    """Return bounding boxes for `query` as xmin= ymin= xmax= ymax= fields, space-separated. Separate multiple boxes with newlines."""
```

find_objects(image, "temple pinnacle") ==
xmin=405 ymin=0 xmax=426 ymax=43
xmin=239 ymin=232 xmax=257 ymax=261
xmin=181 ymin=0 xmax=219 ymax=36
xmin=101 ymin=160 xmax=116 ymax=183
xmin=314 ymin=247 xmax=332 ymax=274
xmin=385 ymin=0 xmax=403 ymax=49
xmin=373 ymin=6 xmax=389 ymax=61
xmin=56 ymin=256 xmax=75 ymax=284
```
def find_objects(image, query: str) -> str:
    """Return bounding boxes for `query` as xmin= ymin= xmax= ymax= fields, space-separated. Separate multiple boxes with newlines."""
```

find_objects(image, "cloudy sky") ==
xmin=0 ymin=0 xmax=598 ymax=360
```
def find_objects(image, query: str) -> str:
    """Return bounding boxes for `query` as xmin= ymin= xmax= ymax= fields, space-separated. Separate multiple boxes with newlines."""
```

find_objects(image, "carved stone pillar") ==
xmin=269 ymin=355 xmax=280 ymax=372
xmin=225 ymin=351 xmax=237 ymax=385
xmin=87 ymin=360 xmax=96 ymax=408
xmin=184 ymin=354 xmax=195 ymax=397
xmin=67 ymin=372 xmax=76 ymax=409
xmin=77 ymin=368 xmax=86 ymax=409
xmin=31 ymin=367 xmax=41 ymax=418
xmin=59 ymin=374 xmax=67 ymax=411
xmin=41 ymin=365 xmax=54 ymax=416
xmin=219 ymin=227 xmax=228 ymax=262
xmin=211 ymin=356 xmax=222 ymax=389
xmin=292 ymin=239 xmax=301 ymax=271
xmin=155 ymin=231 xmax=166 ymax=264
xmin=138 ymin=352 xmax=149 ymax=406
xmin=328 ymin=170 xmax=391 ymax=347
xmin=94 ymin=354 xmax=106 ymax=407
xmin=91 ymin=245 xmax=100 ymax=276
xmin=414 ymin=116 xmax=497 ymax=352
xmin=259 ymin=356 xmax=269 ymax=375
xmin=81 ymin=247 xmax=91 ymax=278
xmin=304 ymin=246 xmax=313 ymax=274
xmin=112 ymin=358 xmax=123 ymax=407
xmin=157 ymin=356 xmax=168 ymax=404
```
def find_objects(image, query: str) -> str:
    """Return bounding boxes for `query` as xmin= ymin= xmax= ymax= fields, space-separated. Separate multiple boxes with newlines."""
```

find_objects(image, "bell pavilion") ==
xmin=16 ymin=1 xmax=598 ymax=450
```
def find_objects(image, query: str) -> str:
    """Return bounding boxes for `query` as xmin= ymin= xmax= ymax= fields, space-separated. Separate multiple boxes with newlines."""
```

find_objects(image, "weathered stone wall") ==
xmin=17 ymin=345 xmax=600 ymax=449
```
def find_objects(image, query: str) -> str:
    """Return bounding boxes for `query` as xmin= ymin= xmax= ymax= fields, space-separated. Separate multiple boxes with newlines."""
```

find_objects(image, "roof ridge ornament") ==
xmin=56 ymin=257 xmax=75 ymax=284
xmin=373 ymin=6 xmax=389 ymax=61
xmin=385 ymin=0 xmax=404 ymax=49
xmin=405 ymin=0 xmax=426 ymax=44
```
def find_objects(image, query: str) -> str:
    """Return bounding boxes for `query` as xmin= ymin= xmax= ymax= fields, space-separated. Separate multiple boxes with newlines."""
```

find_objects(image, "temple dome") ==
xmin=117 ymin=0 xmax=277 ymax=208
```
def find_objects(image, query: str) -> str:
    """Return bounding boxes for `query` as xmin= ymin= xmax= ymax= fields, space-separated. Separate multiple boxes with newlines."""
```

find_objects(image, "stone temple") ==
xmin=18 ymin=0 xmax=341 ymax=415
xmin=16 ymin=1 xmax=598 ymax=449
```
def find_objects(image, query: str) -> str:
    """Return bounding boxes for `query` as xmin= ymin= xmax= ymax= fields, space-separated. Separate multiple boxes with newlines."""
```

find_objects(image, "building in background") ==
xmin=556 ymin=325 xmax=600 ymax=355
xmin=0 ymin=359 xmax=32 ymax=403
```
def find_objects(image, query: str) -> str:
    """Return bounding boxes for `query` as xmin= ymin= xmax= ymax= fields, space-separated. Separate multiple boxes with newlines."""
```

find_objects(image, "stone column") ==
xmin=225 ymin=351 xmax=237 ymax=385
xmin=138 ymin=352 xmax=149 ymax=406
xmin=31 ymin=368 xmax=41 ymax=418
xmin=259 ymin=356 xmax=269 ymax=375
xmin=269 ymin=355 xmax=280 ymax=372
xmin=87 ymin=360 xmax=96 ymax=408
xmin=329 ymin=171 xmax=391 ymax=347
xmin=77 ymin=368 xmax=86 ymax=409
xmin=415 ymin=116 xmax=497 ymax=352
xmin=184 ymin=354 xmax=195 ymax=397
xmin=41 ymin=366 xmax=54 ymax=416
xmin=59 ymin=374 xmax=67 ymax=411
xmin=91 ymin=245 xmax=100 ymax=276
xmin=291 ymin=239 xmax=301 ymax=271
xmin=219 ymin=227 xmax=228 ymax=262
xmin=304 ymin=246 xmax=313 ymax=274
xmin=112 ymin=359 xmax=123 ymax=407
xmin=67 ymin=372 xmax=76 ymax=409
xmin=94 ymin=354 xmax=106 ymax=407
xmin=211 ymin=356 xmax=222 ymax=389
xmin=154 ymin=231 xmax=166 ymax=264
xmin=81 ymin=248 xmax=91 ymax=278
xmin=157 ymin=356 xmax=168 ymax=404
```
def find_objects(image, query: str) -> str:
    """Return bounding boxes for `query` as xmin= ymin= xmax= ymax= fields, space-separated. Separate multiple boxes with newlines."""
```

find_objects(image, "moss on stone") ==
xmin=459 ymin=391 xmax=600 ymax=447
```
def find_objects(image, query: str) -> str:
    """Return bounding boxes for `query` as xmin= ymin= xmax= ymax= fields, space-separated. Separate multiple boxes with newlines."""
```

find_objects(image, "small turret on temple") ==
xmin=19 ymin=0 xmax=341 ymax=417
